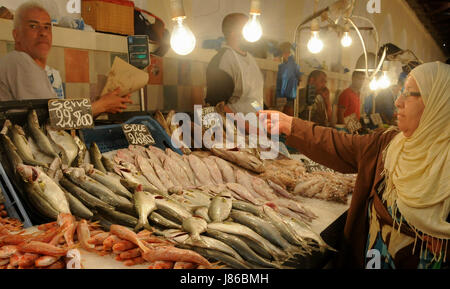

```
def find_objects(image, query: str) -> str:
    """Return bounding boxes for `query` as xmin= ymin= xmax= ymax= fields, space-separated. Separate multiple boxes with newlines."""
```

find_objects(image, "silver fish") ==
xmin=82 ymin=164 xmax=133 ymax=199
xmin=61 ymin=187 xmax=93 ymax=220
xmin=211 ymin=156 xmax=235 ymax=183
xmin=149 ymin=211 xmax=182 ymax=229
xmin=202 ymin=157 xmax=224 ymax=184
xmin=17 ymin=164 xmax=70 ymax=214
xmin=59 ymin=177 xmax=114 ymax=210
xmin=153 ymin=195 xmax=192 ymax=222
xmin=1 ymin=134 xmax=23 ymax=170
xmin=97 ymin=207 xmax=138 ymax=228
xmin=134 ymin=190 xmax=156 ymax=231
xmin=187 ymin=154 xmax=213 ymax=186
xmin=28 ymin=137 xmax=54 ymax=165
xmin=231 ymin=200 xmax=264 ymax=218
xmin=226 ymin=183 xmax=263 ymax=205
xmin=185 ymin=246 xmax=253 ymax=269
xmin=102 ymin=156 xmax=117 ymax=174
xmin=27 ymin=110 xmax=58 ymax=158
xmin=182 ymin=216 xmax=208 ymax=242
xmin=89 ymin=142 xmax=106 ymax=173
xmin=208 ymin=191 xmax=232 ymax=222
xmin=10 ymin=124 xmax=47 ymax=167
xmin=46 ymin=125 xmax=78 ymax=167
xmin=73 ymin=136 xmax=87 ymax=167
xmin=25 ymin=182 xmax=59 ymax=219
xmin=194 ymin=206 xmax=211 ymax=223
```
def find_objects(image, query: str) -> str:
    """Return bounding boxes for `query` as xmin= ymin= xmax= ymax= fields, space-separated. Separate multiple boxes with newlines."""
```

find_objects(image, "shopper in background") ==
xmin=337 ymin=71 xmax=366 ymax=124
xmin=205 ymin=13 xmax=264 ymax=114
xmin=275 ymin=42 xmax=302 ymax=116
xmin=0 ymin=2 xmax=132 ymax=117
xmin=259 ymin=61 xmax=450 ymax=269
xmin=297 ymin=70 xmax=331 ymax=126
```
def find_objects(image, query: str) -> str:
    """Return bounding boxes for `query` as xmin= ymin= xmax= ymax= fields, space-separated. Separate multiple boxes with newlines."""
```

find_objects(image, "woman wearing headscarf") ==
xmin=260 ymin=62 xmax=449 ymax=268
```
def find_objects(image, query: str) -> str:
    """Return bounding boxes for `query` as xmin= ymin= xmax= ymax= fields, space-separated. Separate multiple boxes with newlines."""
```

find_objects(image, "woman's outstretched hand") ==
xmin=258 ymin=110 xmax=293 ymax=136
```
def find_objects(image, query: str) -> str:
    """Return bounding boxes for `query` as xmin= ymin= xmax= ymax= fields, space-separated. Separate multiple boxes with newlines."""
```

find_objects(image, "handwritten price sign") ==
xmin=122 ymin=124 xmax=155 ymax=146
xmin=48 ymin=98 xmax=94 ymax=130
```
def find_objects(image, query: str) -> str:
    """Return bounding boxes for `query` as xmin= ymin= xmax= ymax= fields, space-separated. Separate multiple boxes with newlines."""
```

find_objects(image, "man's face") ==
xmin=313 ymin=73 xmax=327 ymax=91
xmin=352 ymin=73 xmax=366 ymax=91
xmin=13 ymin=8 xmax=52 ymax=62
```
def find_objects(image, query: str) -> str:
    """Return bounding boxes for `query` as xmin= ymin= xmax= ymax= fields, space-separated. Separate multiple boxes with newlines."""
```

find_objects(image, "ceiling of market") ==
xmin=405 ymin=0 xmax=450 ymax=58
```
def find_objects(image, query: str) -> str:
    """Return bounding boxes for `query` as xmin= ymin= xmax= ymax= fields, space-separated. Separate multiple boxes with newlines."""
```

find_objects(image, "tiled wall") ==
xmin=0 ymin=40 xmax=278 ymax=113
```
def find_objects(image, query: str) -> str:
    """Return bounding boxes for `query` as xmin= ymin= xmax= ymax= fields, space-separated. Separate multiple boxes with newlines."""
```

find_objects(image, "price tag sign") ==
xmin=48 ymin=98 xmax=94 ymax=130
xmin=344 ymin=113 xmax=362 ymax=134
xmin=122 ymin=124 xmax=155 ymax=146
xmin=370 ymin=113 xmax=383 ymax=127
xmin=201 ymin=106 xmax=222 ymax=130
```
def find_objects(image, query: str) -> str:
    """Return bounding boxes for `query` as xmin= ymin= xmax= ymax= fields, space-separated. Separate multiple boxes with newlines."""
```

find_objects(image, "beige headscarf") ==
xmin=383 ymin=62 xmax=450 ymax=254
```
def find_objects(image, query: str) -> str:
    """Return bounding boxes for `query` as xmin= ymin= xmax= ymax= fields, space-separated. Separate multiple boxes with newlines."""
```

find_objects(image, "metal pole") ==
xmin=140 ymin=87 xmax=145 ymax=112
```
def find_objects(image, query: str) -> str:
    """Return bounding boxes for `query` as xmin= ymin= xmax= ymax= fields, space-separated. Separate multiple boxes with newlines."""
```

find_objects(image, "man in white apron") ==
xmin=205 ymin=13 xmax=264 ymax=114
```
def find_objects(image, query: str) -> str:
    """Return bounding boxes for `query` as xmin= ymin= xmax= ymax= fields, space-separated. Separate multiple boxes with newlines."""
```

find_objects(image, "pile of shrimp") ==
xmin=0 ymin=213 xmax=222 ymax=269
xmin=0 ymin=204 xmax=23 ymax=233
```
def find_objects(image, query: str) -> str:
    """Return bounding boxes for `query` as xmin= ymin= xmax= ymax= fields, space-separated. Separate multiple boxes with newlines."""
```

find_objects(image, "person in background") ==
xmin=0 ymin=2 xmax=132 ymax=117
xmin=275 ymin=42 xmax=302 ymax=116
xmin=337 ymin=71 xmax=366 ymax=124
xmin=260 ymin=61 xmax=450 ymax=269
xmin=205 ymin=13 xmax=264 ymax=114
xmin=297 ymin=70 xmax=331 ymax=126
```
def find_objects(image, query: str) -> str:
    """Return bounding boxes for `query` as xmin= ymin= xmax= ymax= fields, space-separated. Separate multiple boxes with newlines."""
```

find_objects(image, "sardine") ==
xmin=82 ymin=165 xmax=133 ymax=199
xmin=97 ymin=207 xmax=138 ymax=228
xmin=59 ymin=177 xmax=114 ymax=210
xmin=149 ymin=211 xmax=182 ymax=229
xmin=73 ymin=136 xmax=87 ymax=167
xmin=102 ymin=156 xmax=117 ymax=174
xmin=153 ymin=195 xmax=192 ymax=223
xmin=185 ymin=246 xmax=253 ymax=269
xmin=208 ymin=191 xmax=232 ymax=222
xmin=211 ymin=156 xmax=235 ymax=183
xmin=10 ymin=124 xmax=47 ymax=167
xmin=206 ymin=229 xmax=282 ymax=269
xmin=202 ymin=157 xmax=224 ymax=185
xmin=194 ymin=206 xmax=211 ymax=223
xmin=27 ymin=110 xmax=59 ymax=158
xmin=211 ymin=148 xmax=265 ymax=173
xmin=230 ymin=210 xmax=301 ymax=255
xmin=226 ymin=183 xmax=263 ymax=205
xmin=64 ymin=167 xmax=121 ymax=207
xmin=61 ymin=187 xmax=93 ymax=220
xmin=46 ymin=125 xmax=78 ymax=167
xmin=187 ymin=154 xmax=213 ymax=186
xmin=89 ymin=142 xmax=106 ymax=173
xmin=231 ymin=200 xmax=264 ymax=218
xmin=182 ymin=216 xmax=207 ymax=242
xmin=1 ymin=134 xmax=23 ymax=170
xmin=207 ymin=221 xmax=287 ymax=262
xmin=136 ymin=155 xmax=168 ymax=193
xmin=17 ymin=164 xmax=70 ymax=214
xmin=134 ymin=190 xmax=156 ymax=231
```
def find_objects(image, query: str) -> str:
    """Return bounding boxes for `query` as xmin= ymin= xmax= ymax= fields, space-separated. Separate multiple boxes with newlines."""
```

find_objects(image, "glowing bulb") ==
xmin=307 ymin=31 xmax=323 ymax=54
xmin=243 ymin=14 xmax=263 ymax=43
xmin=378 ymin=72 xmax=391 ymax=89
xmin=341 ymin=32 xmax=352 ymax=47
xmin=170 ymin=18 xmax=196 ymax=55
xmin=369 ymin=78 xmax=379 ymax=91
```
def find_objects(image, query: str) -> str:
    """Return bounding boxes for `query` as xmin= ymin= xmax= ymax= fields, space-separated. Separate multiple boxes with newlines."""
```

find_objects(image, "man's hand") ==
xmin=91 ymin=88 xmax=133 ymax=118
xmin=258 ymin=110 xmax=293 ymax=136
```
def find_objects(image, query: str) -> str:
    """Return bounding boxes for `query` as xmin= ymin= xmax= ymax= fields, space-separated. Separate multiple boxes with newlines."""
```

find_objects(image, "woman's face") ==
xmin=394 ymin=76 xmax=425 ymax=137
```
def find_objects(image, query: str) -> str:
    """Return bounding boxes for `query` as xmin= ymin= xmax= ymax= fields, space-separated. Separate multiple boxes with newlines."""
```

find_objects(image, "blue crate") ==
xmin=79 ymin=115 xmax=183 ymax=154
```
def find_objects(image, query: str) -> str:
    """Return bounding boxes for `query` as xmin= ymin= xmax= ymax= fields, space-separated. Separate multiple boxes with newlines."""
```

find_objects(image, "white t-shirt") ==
xmin=0 ymin=51 xmax=57 ymax=101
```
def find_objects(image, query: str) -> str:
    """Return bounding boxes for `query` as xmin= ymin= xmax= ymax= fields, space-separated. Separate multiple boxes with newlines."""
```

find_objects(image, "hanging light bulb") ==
xmin=169 ymin=0 xmax=196 ymax=55
xmin=378 ymin=71 xmax=391 ymax=89
xmin=243 ymin=0 xmax=263 ymax=43
xmin=307 ymin=19 xmax=323 ymax=54
xmin=341 ymin=31 xmax=352 ymax=47
xmin=369 ymin=77 xmax=379 ymax=91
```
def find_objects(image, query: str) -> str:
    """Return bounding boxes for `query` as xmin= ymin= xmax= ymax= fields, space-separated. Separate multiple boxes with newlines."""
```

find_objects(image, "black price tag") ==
xmin=122 ymin=124 xmax=155 ymax=146
xmin=344 ymin=113 xmax=362 ymax=134
xmin=201 ymin=106 xmax=222 ymax=130
xmin=48 ymin=98 xmax=94 ymax=130
xmin=370 ymin=113 xmax=383 ymax=127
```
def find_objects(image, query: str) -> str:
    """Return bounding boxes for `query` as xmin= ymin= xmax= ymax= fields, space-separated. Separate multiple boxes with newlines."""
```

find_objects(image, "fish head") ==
xmin=16 ymin=163 xmax=39 ymax=182
xmin=64 ymin=167 xmax=86 ymax=178
xmin=80 ymin=163 xmax=95 ymax=174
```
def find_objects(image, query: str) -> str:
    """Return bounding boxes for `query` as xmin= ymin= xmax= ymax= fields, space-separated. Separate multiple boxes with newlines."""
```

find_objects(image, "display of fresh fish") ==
xmin=206 ymin=229 xmax=282 ymax=269
xmin=136 ymin=155 xmax=168 ymax=193
xmin=251 ymin=177 xmax=278 ymax=200
xmin=226 ymin=183 xmax=263 ymax=205
xmin=149 ymin=211 xmax=182 ymax=229
xmin=187 ymin=154 xmax=213 ymax=186
xmin=46 ymin=125 xmax=78 ymax=167
xmin=27 ymin=110 xmax=58 ymax=158
xmin=230 ymin=210 xmax=301 ymax=255
xmin=267 ymin=179 xmax=293 ymax=199
xmin=211 ymin=156 xmax=235 ymax=183
xmin=134 ymin=190 xmax=156 ymax=231
xmin=202 ymin=157 xmax=224 ymax=185
xmin=235 ymin=169 xmax=265 ymax=200
xmin=10 ymin=124 xmax=47 ymax=167
xmin=1 ymin=134 xmax=23 ymax=170
xmin=182 ymin=216 xmax=208 ymax=242
xmin=207 ymin=221 xmax=287 ymax=262
xmin=82 ymin=164 xmax=133 ymax=199
xmin=194 ymin=206 xmax=211 ymax=223
xmin=27 ymin=137 xmax=54 ymax=165
xmin=88 ymin=142 xmax=106 ymax=173
xmin=208 ymin=191 xmax=232 ymax=223
xmin=102 ymin=156 xmax=117 ymax=174
xmin=59 ymin=177 xmax=114 ymax=211
xmin=61 ymin=187 xmax=93 ymax=220
xmin=153 ymin=195 xmax=192 ymax=223
xmin=64 ymin=167 xmax=122 ymax=208
xmin=231 ymin=200 xmax=264 ymax=218
xmin=97 ymin=207 xmax=138 ymax=228
xmin=163 ymin=156 xmax=192 ymax=188
xmin=17 ymin=164 xmax=70 ymax=215
xmin=211 ymin=147 xmax=265 ymax=173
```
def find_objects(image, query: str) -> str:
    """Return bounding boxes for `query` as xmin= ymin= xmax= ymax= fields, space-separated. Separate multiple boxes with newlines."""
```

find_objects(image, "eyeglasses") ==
xmin=398 ymin=90 xmax=421 ymax=101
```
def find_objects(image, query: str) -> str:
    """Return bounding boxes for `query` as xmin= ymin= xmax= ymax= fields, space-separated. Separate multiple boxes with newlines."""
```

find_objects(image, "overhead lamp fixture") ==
xmin=169 ymin=0 xmax=196 ymax=55
xmin=243 ymin=0 xmax=263 ymax=42
xmin=340 ymin=23 xmax=352 ymax=47
xmin=307 ymin=19 xmax=323 ymax=54
xmin=369 ymin=77 xmax=379 ymax=91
